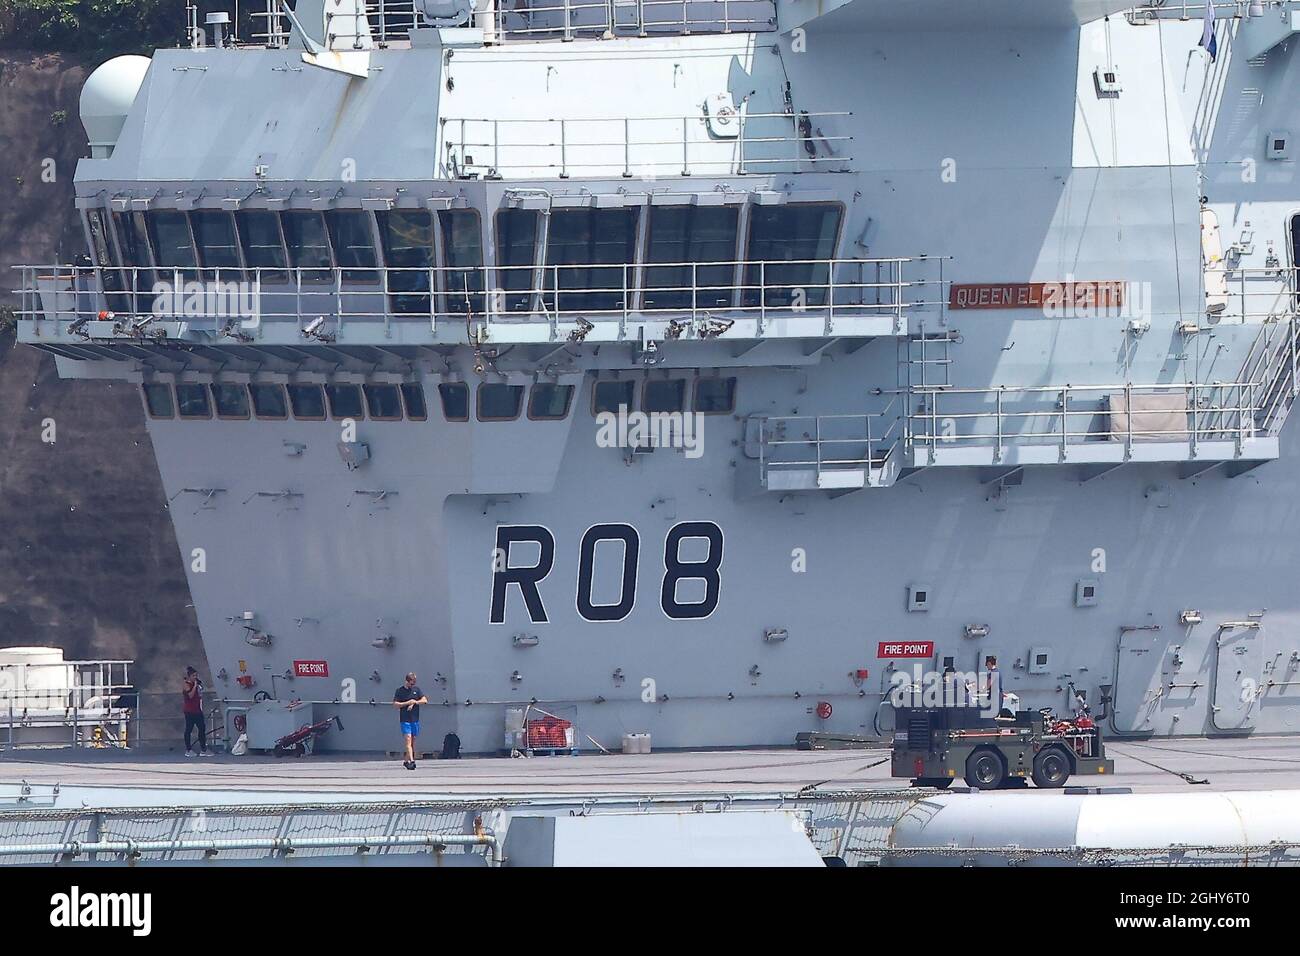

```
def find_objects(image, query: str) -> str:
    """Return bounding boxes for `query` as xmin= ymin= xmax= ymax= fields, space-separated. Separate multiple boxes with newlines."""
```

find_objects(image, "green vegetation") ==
xmin=0 ymin=1 xmax=182 ymax=56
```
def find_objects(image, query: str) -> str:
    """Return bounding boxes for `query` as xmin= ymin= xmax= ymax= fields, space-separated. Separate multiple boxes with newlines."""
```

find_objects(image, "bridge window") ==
xmin=440 ymin=209 xmax=485 ymax=316
xmin=250 ymin=383 xmax=288 ymax=419
xmin=88 ymin=208 xmax=130 ymax=308
xmin=529 ymin=384 xmax=574 ymax=421
xmin=478 ymin=383 xmax=525 ymax=421
xmin=325 ymin=383 xmax=365 ymax=419
xmin=495 ymin=209 xmax=539 ymax=312
xmin=236 ymin=210 xmax=289 ymax=283
xmin=643 ymin=378 xmax=686 ymax=413
xmin=148 ymin=211 xmax=199 ymax=278
xmin=112 ymin=211 xmax=157 ymax=308
xmin=743 ymin=203 xmax=842 ymax=308
xmin=175 ymin=383 xmax=212 ymax=419
xmin=593 ymin=379 xmax=634 ymax=415
xmin=142 ymin=383 xmax=174 ymax=419
xmin=438 ymin=382 xmax=469 ymax=421
xmin=287 ymin=383 xmax=326 ymax=420
xmin=363 ymin=384 xmax=403 ymax=420
xmin=378 ymin=210 xmax=433 ymax=315
xmin=643 ymin=206 xmax=739 ymax=311
xmin=211 ymin=383 xmax=250 ymax=419
xmin=693 ymin=376 xmax=737 ymax=414
xmin=282 ymin=212 xmax=333 ymax=280
xmin=325 ymin=211 xmax=379 ymax=283
xmin=401 ymin=383 xmax=428 ymax=421
xmin=191 ymin=211 xmax=242 ymax=273
xmin=544 ymin=207 xmax=639 ymax=314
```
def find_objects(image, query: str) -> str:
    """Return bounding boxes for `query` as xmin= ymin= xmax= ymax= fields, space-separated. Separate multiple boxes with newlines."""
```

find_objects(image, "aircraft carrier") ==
xmin=6 ymin=0 xmax=1300 ymax=867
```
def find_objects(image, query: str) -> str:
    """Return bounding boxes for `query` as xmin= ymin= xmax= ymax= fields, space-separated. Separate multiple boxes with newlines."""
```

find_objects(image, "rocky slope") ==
xmin=0 ymin=52 xmax=204 ymax=693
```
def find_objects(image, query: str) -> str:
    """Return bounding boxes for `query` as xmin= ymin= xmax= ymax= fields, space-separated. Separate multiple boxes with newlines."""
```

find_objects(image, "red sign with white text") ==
xmin=877 ymin=641 xmax=935 ymax=659
xmin=293 ymin=660 xmax=330 ymax=678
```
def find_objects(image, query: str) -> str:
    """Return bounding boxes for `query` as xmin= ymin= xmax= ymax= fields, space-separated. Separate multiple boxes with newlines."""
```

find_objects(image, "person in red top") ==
xmin=182 ymin=666 xmax=209 ymax=757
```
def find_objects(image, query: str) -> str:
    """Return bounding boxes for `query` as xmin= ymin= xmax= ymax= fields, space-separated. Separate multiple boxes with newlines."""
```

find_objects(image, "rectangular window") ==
xmin=528 ymin=384 xmax=574 ymax=420
xmin=236 ymin=210 xmax=289 ymax=283
xmin=112 ymin=211 xmax=157 ymax=310
xmin=287 ymin=383 xmax=326 ymax=420
xmin=377 ymin=210 xmax=433 ymax=315
xmin=743 ymin=203 xmax=842 ymax=308
xmin=88 ymin=208 xmax=130 ymax=309
xmin=175 ymin=383 xmax=212 ymax=419
xmin=147 ymin=210 xmax=199 ymax=279
xmin=191 ymin=211 xmax=242 ymax=274
xmin=643 ymin=378 xmax=686 ymax=413
xmin=142 ymin=383 xmax=175 ymax=419
xmin=400 ymin=384 xmax=427 ymax=421
xmin=478 ymin=383 xmax=525 ymax=421
xmin=325 ymin=383 xmax=365 ymax=419
xmin=593 ymin=379 xmax=634 ymax=415
xmin=210 ymin=383 xmax=251 ymax=419
xmin=438 ymin=382 xmax=469 ymax=421
xmin=694 ymin=376 xmax=737 ymax=414
xmin=544 ymin=207 xmax=638 ymax=314
xmin=324 ymin=211 xmax=378 ymax=283
xmin=494 ymin=209 xmax=539 ymax=312
xmin=250 ymin=383 xmax=288 ymax=419
xmin=363 ymin=384 xmax=403 ymax=420
xmin=282 ymin=212 xmax=333 ymax=281
xmin=439 ymin=209 xmax=485 ymax=316
xmin=643 ymin=206 xmax=738 ymax=311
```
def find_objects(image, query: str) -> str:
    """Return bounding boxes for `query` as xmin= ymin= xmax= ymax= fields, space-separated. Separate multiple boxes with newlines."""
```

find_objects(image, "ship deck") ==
xmin=4 ymin=737 xmax=1300 ymax=806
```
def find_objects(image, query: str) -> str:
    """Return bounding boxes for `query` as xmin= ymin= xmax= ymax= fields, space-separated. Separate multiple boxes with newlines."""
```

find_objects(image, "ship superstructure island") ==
xmin=16 ymin=0 xmax=1300 ymax=753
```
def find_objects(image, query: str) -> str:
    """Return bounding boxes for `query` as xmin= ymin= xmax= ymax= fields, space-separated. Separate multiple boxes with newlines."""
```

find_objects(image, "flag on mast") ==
xmin=1198 ymin=1 xmax=1219 ymax=62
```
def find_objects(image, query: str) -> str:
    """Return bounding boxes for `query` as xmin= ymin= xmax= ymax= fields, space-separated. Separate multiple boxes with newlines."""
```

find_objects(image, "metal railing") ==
xmin=16 ymin=256 xmax=945 ymax=339
xmin=1 ymin=660 xmax=135 ymax=751
xmin=492 ymin=0 xmax=776 ymax=40
xmin=250 ymin=0 xmax=773 ymax=48
xmin=1128 ymin=1 xmax=1285 ymax=23
xmin=759 ymin=401 xmax=902 ymax=487
xmin=905 ymin=381 xmax=1270 ymax=458
xmin=440 ymin=111 xmax=852 ymax=179
xmin=1211 ymin=265 xmax=1299 ymax=323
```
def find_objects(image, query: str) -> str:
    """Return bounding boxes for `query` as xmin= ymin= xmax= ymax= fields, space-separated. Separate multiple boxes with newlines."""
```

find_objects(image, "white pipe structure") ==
xmin=886 ymin=790 xmax=1300 ymax=866
xmin=0 ymin=833 xmax=502 ymax=866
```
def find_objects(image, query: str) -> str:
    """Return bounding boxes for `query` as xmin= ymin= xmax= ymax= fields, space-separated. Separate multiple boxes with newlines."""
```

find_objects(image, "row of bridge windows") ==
xmin=141 ymin=376 xmax=737 ymax=422
xmin=88 ymin=204 xmax=842 ymax=314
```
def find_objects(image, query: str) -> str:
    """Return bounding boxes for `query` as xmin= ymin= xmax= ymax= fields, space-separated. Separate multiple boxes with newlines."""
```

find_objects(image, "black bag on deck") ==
xmin=441 ymin=732 xmax=462 ymax=759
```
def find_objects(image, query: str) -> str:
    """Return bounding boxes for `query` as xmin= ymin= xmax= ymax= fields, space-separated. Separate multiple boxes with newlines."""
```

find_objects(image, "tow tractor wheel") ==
xmin=912 ymin=777 xmax=954 ymax=790
xmin=964 ymin=749 xmax=1006 ymax=790
xmin=1032 ymin=747 xmax=1072 ymax=788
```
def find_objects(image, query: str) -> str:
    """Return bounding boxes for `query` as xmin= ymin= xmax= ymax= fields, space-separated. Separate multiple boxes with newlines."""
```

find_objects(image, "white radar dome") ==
xmin=80 ymin=55 xmax=151 ymax=159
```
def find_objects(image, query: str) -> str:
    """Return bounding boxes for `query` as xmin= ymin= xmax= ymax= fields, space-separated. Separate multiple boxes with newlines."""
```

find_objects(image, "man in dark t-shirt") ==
xmin=392 ymin=672 xmax=428 ymax=770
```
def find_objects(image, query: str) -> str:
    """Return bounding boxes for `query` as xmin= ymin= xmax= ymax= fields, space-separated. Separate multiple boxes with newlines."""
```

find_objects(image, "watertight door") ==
xmin=1113 ymin=628 xmax=1172 ymax=734
xmin=1212 ymin=624 xmax=1263 ymax=731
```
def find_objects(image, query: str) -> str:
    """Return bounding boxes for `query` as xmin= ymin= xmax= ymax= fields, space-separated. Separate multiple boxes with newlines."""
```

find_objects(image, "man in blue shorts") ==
xmin=393 ymin=672 xmax=428 ymax=770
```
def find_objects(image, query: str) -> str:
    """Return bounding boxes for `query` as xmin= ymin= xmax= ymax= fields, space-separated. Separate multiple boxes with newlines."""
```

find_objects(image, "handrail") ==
xmin=15 ymin=257 xmax=948 ymax=337
xmin=249 ymin=0 xmax=775 ymax=48
xmin=440 ymin=111 xmax=853 ymax=178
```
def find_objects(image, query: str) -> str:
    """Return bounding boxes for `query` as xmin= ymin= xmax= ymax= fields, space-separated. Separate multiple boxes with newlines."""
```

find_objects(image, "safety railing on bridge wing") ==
xmin=440 ymin=112 xmax=852 ymax=179
xmin=249 ymin=0 xmax=774 ymax=48
xmin=16 ymin=256 xmax=945 ymax=340
xmin=905 ymin=380 xmax=1272 ymax=460
xmin=759 ymin=401 xmax=903 ymax=489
